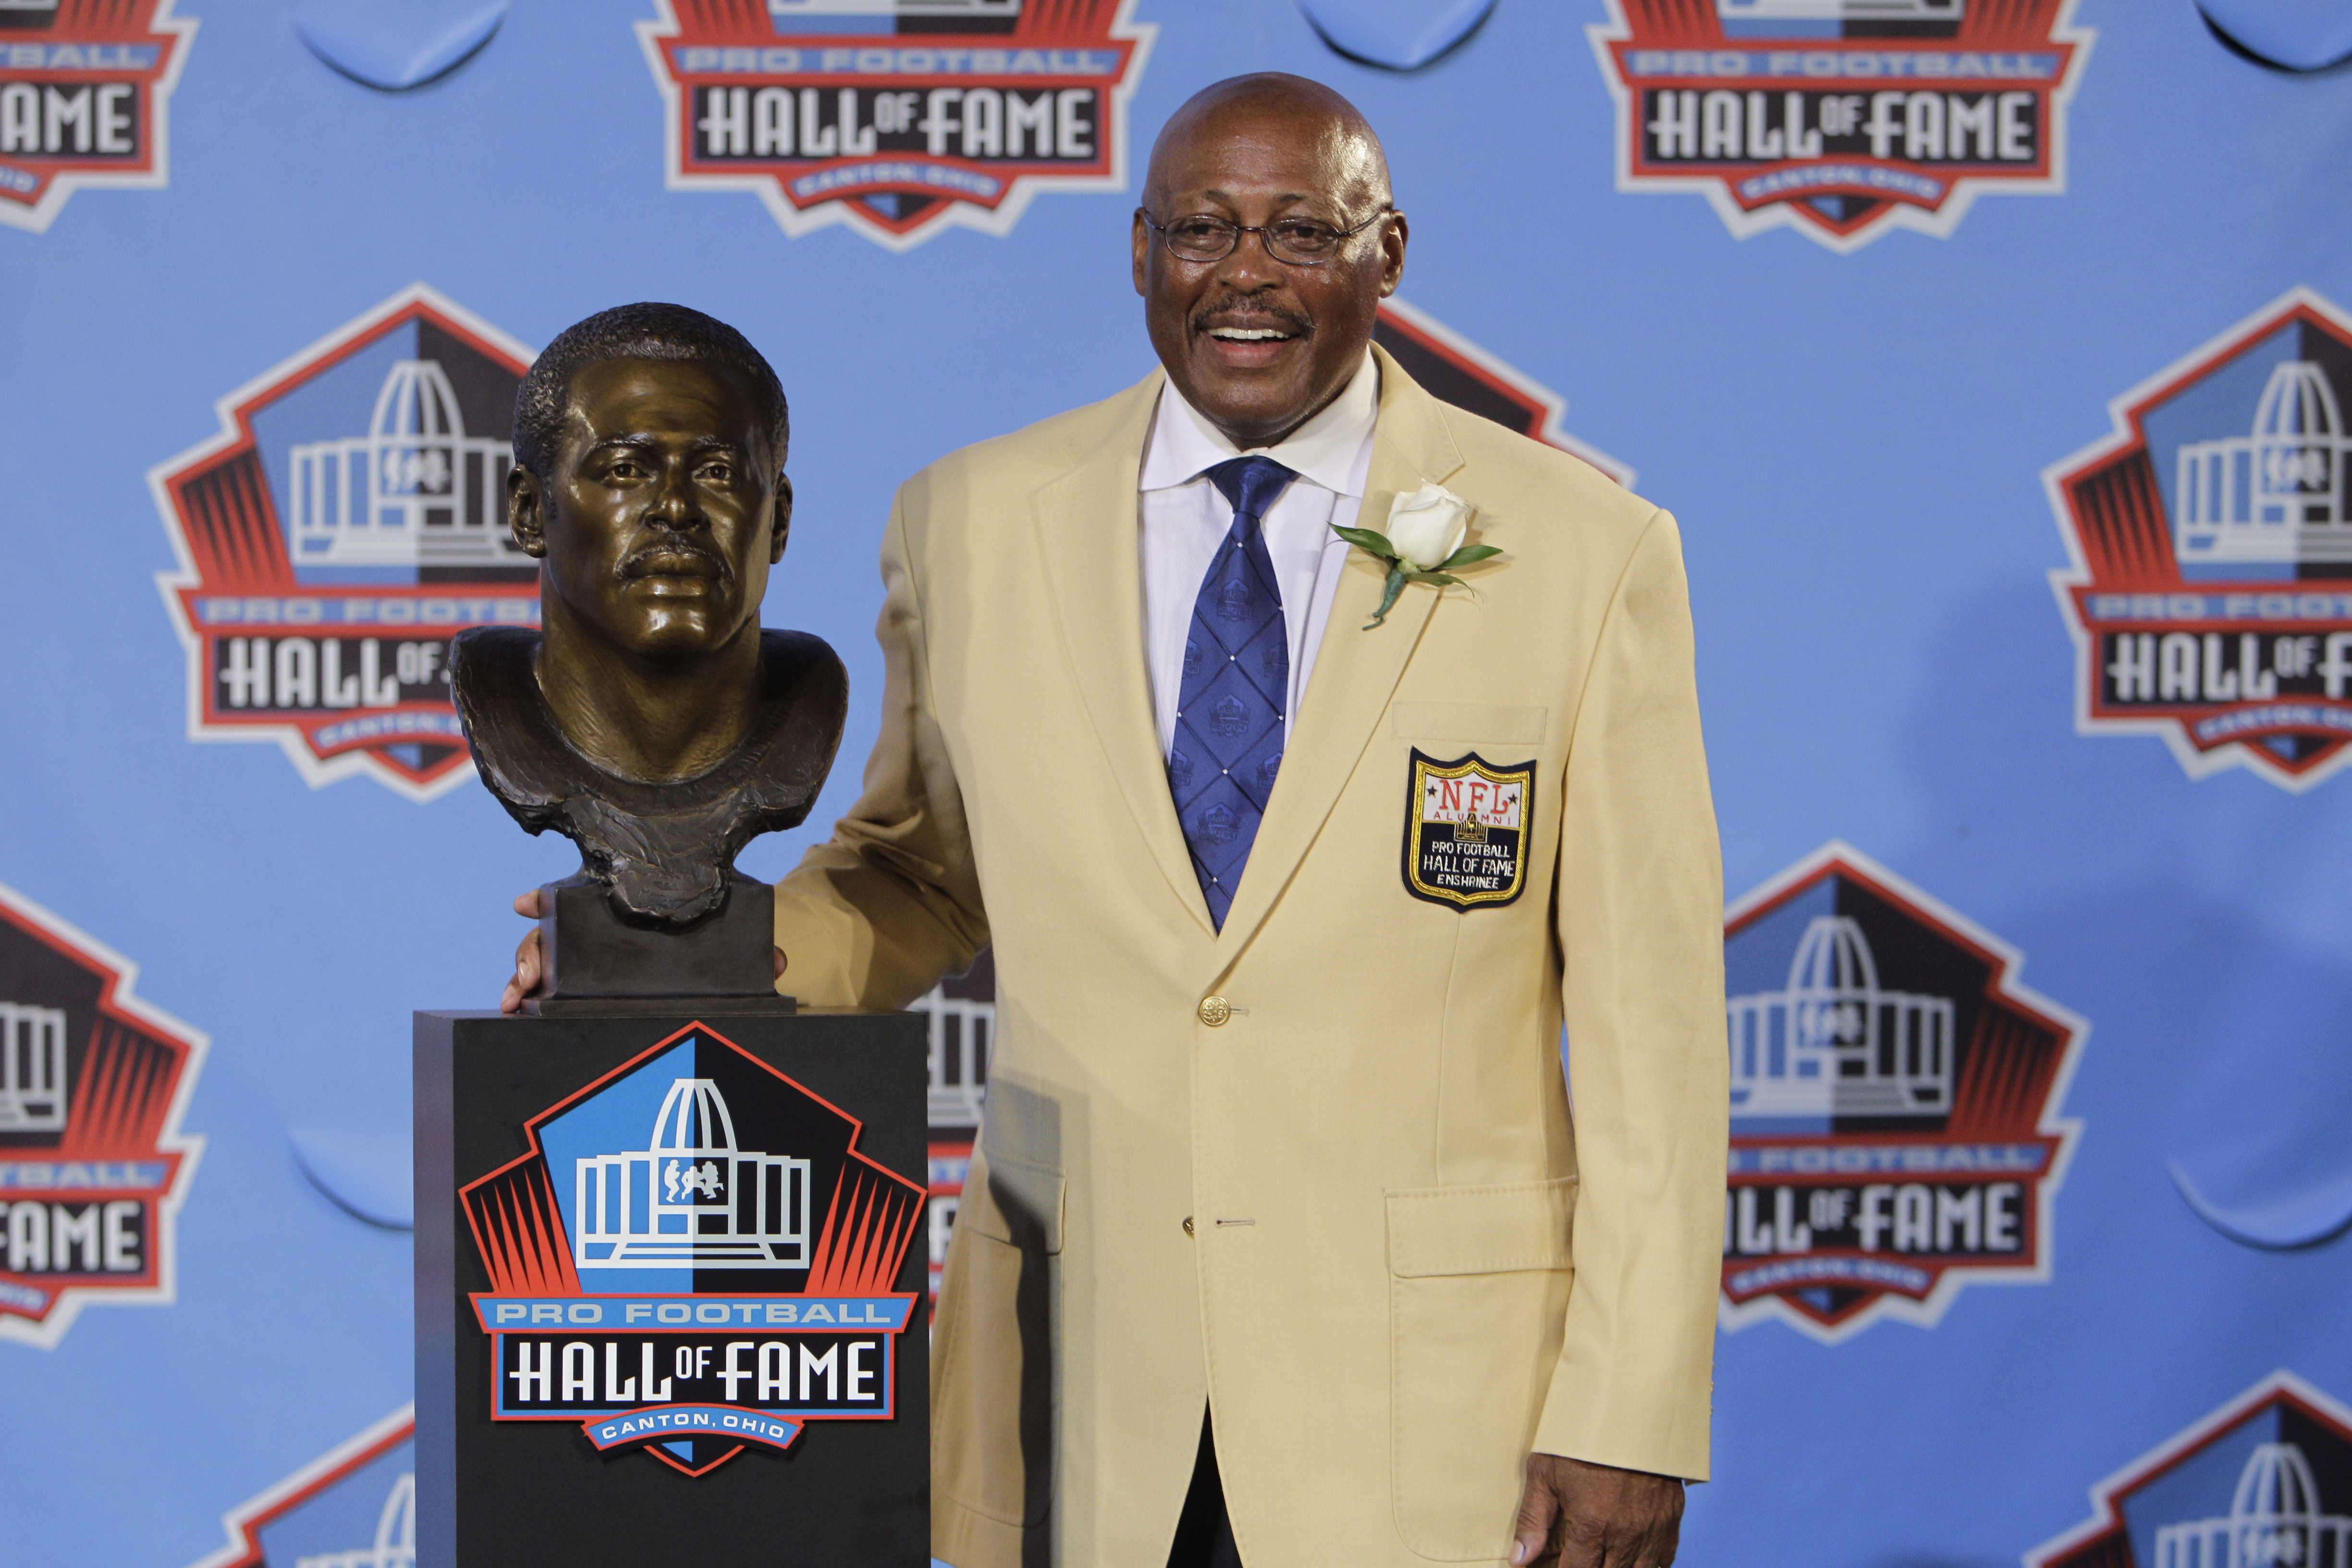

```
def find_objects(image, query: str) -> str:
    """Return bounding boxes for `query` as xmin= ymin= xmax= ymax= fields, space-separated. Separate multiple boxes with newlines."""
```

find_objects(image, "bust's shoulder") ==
xmin=449 ymin=623 xmax=537 ymax=693
xmin=446 ymin=625 xmax=565 ymax=819
xmin=447 ymin=625 xmax=543 ymax=759
xmin=756 ymin=628 xmax=849 ymax=735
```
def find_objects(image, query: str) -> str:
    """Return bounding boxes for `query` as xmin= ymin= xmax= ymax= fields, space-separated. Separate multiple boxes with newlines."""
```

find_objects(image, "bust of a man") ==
xmin=451 ymin=304 xmax=844 ymax=1004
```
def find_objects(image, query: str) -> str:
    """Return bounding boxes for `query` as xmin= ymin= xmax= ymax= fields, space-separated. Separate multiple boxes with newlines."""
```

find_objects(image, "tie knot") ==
xmin=1205 ymin=455 xmax=1298 ymax=525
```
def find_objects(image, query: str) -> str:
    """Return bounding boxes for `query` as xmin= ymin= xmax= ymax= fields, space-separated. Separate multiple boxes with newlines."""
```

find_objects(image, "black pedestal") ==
xmin=415 ymin=1009 xmax=931 ymax=1567
xmin=532 ymin=872 xmax=791 ymax=1012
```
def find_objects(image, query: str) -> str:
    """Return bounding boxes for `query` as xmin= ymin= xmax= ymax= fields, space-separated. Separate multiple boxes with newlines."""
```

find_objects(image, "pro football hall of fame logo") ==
xmin=2050 ymin=288 xmax=2352 ymax=791
xmin=1590 ymin=0 xmax=2091 ymax=252
xmin=1720 ymin=844 xmax=2085 ymax=1340
xmin=2027 ymin=1372 xmax=2352 ymax=1568
xmin=151 ymin=285 xmax=539 ymax=801
xmin=460 ymin=1024 xmax=925 ymax=1476
xmin=639 ymin=0 xmax=1153 ymax=251
xmin=0 ymin=877 xmax=205 ymax=1348
xmin=189 ymin=1406 xmax=415 ymax=1568
xmin=0 ymin=0 xmax=192 ymax=233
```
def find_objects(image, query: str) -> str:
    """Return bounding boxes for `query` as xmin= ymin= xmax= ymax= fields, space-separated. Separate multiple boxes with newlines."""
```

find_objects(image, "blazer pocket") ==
xmin=934 ymin=1152 xmax=1066 ymax=1529
xmin=1385 ymin=1178 xmax=1577 ymax=1562
xmin=1389 ymin=702 xmax=1547 ymax=746
xmin=963 ymin=1149 xmax=1066 ymax=1255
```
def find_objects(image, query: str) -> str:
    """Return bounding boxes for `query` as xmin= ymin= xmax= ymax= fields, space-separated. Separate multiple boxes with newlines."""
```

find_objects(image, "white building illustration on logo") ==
xmin=915 ymin=983 xmax=992 ymax=1129
xmin=1726 ymin=916 xmax=1954 ymax=1118
xmin=1715 ymin=0 xmax=1962 ymax=19
xmin=0 ymin=1001 xmax=67 ymax=1134
xmin=2155 ymin=1442 xmax=2352 ymax=1568
xmin=2177 ymin=360 xmax=2352 ymax=565
xmin=294 ymin=1472 xmax=415 ymax=1568
xmin=573 ymin=1078 xmax=811 ymax=1269
xmin=286 ymin=359 xmax=516 ymax=569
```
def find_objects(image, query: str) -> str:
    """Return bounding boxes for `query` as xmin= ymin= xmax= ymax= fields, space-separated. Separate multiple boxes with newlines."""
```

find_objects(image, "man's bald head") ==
xmin=1142 ymin=74 xmax=1392 ymax=217
xmin=1133 ymin=74 xmax=1407 ymax=450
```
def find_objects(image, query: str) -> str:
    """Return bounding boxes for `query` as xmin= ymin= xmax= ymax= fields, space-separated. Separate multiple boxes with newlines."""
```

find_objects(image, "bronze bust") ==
xmin=450 ymin=304 xmax=844 ymax=1009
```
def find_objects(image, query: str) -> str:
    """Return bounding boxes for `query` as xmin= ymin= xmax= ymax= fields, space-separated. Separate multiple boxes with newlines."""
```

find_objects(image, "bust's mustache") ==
xmin=617 ymin=533 xmax=732 ymax=583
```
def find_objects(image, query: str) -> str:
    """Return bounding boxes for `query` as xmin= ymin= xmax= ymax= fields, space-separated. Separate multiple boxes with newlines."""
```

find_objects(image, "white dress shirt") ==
xmin=1138 ymin=352 xmax=1380 ymax=757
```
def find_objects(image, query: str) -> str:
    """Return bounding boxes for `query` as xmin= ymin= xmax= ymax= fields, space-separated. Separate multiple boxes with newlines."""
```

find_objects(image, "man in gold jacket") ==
xmin=514 ymin=72 xmax=1727 ymax=1568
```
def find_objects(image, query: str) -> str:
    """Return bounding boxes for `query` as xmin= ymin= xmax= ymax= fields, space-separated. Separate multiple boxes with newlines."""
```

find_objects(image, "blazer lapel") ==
xmin=1213 ymin=350 xmax=1467 ymax=963
xmin=1032 ymin=368 xmax=1218 ymax=937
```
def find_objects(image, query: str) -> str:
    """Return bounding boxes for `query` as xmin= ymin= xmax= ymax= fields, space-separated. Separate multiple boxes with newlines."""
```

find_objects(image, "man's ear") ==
xmin=507 ymin=466 xmax=547 ymax=559
xmin=1378 ymin=208 xmax=1409 ymax=298
xmin=1132 ymin=207 xmax=1152 ymax=298
xmin=769 ymin=475 xmax=793 ymax=565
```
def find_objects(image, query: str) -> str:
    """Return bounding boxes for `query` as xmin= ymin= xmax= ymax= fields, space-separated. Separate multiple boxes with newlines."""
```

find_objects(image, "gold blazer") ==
xmin=773 ymin=349 xmax=1728 ymax=1568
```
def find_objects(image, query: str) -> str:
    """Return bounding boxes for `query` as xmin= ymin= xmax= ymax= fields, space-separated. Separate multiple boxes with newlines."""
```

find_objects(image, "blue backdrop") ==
xmin=3 ymin=1 xmax=2351 ymax=1563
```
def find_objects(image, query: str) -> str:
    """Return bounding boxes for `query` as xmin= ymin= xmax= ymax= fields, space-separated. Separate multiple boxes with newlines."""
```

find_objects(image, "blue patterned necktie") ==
xmin=1169 ymin=455 xmax=1298 ymax=928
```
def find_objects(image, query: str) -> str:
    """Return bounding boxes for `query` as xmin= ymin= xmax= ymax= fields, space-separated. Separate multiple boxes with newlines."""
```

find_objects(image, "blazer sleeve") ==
xmin=1532 ymin=507 xmax=1728 ymax=1482
xmin=770 ymin=488 xmax=990 ymax=1010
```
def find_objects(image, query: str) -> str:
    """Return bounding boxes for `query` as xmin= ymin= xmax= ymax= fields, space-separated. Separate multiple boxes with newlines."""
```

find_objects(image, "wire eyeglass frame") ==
xmin=1140 ymin=206 xmax=1395 ymax=266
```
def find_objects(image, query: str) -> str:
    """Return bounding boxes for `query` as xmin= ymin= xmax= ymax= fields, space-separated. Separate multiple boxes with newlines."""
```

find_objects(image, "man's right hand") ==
xmin=499 ymin=888 xmax=788 ymax=1013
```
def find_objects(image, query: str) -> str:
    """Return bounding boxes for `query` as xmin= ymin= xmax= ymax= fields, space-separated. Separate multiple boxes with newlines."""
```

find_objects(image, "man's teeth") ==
xmin=1209 ymin=327 xmax=1292 ymax=341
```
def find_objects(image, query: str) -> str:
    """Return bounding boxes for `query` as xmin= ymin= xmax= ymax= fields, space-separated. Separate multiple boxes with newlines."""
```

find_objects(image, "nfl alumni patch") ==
xmin=1403 ymin=750 xmax=1534 ymax=910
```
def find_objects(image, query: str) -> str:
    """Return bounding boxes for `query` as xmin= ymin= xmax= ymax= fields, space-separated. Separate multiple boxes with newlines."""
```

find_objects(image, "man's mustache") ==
xmin=1192 ymin=295 xmax=1312 ymax=337
xmin=617 ymin=533 xmax=732 ymax=581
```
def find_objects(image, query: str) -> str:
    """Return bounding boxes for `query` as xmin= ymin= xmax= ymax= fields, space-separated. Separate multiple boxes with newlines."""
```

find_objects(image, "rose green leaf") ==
xmin=1332 ymin=525 xmax=1398 ymax=558
xmin=1437 ymin=544 xmax=1503 ymax=570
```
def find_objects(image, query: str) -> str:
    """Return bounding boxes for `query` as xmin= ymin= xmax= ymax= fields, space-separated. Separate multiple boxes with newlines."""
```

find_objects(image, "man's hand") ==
xmin=1510 ymin=1453 xmax=1684 ymax=1568
xmin=500 ymin=890 xmax=547 ymax=1015
xmin=497 ymin=889 xmax=787 ymax=1013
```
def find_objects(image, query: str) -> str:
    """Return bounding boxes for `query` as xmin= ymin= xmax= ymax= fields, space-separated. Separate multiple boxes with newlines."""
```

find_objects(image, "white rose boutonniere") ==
xmin=1332 ymin=483 xmax=1500 ymax=629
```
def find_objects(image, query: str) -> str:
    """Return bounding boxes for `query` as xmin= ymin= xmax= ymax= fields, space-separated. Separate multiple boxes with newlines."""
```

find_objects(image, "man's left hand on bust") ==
xmin=1511 ymin=1453 xmax=1685 ymax=1568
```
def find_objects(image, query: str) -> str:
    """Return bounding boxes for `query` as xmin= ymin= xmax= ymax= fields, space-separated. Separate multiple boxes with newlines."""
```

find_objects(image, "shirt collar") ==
xmin=1139 ymin=350 xmax=1380 ymax=499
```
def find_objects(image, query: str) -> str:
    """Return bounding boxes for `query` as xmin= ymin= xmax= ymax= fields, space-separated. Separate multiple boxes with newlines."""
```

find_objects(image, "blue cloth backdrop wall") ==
xmin=1 ymin=1 xmax=2350 ymax=1564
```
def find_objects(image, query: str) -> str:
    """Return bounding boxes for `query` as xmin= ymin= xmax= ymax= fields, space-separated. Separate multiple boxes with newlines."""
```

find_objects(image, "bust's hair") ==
xmin=513 ymin=302 xmax=789 ymax=479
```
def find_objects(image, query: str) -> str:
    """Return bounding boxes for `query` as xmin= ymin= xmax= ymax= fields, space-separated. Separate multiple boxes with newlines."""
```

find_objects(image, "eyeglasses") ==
xmin=1140 ymin=206 xmax=1393 ymax=266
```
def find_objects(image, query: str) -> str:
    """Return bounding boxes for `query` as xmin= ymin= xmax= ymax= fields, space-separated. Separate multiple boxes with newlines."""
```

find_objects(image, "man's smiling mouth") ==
xmin=1207 ymin=326 xmax=1297 ymax=341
